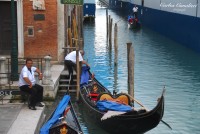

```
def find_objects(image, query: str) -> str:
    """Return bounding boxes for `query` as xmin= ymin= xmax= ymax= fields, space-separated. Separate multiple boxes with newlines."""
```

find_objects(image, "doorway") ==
xmin=0 ymin=1 xmax=17 ymax=55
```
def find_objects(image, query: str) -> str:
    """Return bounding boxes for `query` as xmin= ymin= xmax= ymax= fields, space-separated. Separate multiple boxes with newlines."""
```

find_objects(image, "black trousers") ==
xmin=133 ymin=12 xmax=138 ymax=18
xmin=20 ymin=84 xmax=43 ymax=107
xmin=65 ymin=60 xmax=76 ymax=84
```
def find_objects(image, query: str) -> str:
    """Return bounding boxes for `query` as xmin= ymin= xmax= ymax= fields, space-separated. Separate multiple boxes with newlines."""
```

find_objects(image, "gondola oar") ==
xmin=123 ymin=91 xmax=172 ymax=130
xmin=160 ymin=120 xmax=172 ymax=130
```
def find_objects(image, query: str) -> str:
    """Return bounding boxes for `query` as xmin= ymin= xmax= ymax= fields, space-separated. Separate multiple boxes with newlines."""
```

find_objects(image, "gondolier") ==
xmin=64 ymin=50 xmax=90 ymax=84
xmin=133 ymin=5 xmax=138 ymax=18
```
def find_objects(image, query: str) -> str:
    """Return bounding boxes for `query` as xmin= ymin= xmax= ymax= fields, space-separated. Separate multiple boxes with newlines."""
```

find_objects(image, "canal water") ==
xmin=76 ymin=5 xmax=200 ymax=134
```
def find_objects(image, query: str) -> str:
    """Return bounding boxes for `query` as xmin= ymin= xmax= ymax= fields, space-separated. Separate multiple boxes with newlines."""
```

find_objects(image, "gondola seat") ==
xmin=97 ymin=93 xmax=131 ymax=105
xmin=88 ymin=93 xmax=99 ymax=101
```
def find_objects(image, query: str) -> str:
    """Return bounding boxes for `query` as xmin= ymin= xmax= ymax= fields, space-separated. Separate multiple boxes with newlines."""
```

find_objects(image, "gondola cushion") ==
xmin=96 ymin=100 xmax=132 ymax=112
xmin=97 ymin=93 xmax=131 ymax=105
xmin=89 ymin=93 xmax=99 ymax=101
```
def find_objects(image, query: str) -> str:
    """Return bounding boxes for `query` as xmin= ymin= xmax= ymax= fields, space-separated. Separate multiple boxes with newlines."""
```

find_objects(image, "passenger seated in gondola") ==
xmin=133 ymin=18 xmax=138 ymax=26
xmin=134 ymin=18 xmax=138 ymax=22
xmin=128 ymin=16 xmax=133 ymax=24
xmin=129 ymin=17 xmax=133 ymax=24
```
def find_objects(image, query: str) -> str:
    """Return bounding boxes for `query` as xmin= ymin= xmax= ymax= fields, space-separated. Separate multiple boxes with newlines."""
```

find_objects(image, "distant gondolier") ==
xmin=133 ymin=5 xmax=138 ymax=18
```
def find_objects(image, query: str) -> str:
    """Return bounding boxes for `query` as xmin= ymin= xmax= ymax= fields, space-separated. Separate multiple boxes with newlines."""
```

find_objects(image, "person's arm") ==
xmin=79 ymin=52 xmax=90 ymax=67
xmin=23 ymin=77 xmax=33 ymax=88
xmin=22 ymin=70 xmax=33 ymax=88
xmin=35 ymin=68 xmax=43 ymax=80
xmin=81 ymin=60 xmax=90 ymax=67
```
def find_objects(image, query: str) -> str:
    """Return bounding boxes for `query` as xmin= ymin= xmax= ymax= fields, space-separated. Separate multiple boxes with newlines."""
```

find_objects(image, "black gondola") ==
xmin=40 ymin=95 xmax=83 ymax=134
xmin=79 ymin=68 xmax=165 ymax=134
xmin=128 ymin=15 xmax=141 ymax=29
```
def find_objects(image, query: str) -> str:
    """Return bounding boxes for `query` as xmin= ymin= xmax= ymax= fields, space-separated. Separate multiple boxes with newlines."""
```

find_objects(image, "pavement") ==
xmin=0 ymin=104 xmax=23 ymax=134
xmin=0 ymin=102 xmax=45 ymax=134
xmin=0 ymin=64 xmax=64 ymax=134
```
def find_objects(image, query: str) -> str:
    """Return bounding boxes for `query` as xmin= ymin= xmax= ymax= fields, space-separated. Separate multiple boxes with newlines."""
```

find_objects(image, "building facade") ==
xmin=0 ymin=0 xmax=65 ymax=61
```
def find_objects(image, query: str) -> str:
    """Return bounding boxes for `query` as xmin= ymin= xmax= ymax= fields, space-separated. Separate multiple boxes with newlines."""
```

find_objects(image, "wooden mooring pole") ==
xmin=80 ymin=7 xmax=84 ymax=49
xmin=109 ymin=18 xmax=113 ymax=46
xmin=114 ymin=23 xmax=118 ymax=66
xmin=108 ymin=15 xmax=110 ymax=40
xmin=75 ymin=5 xmax=82 ymax=101
xmin=127 ymin=42 xmax=134 ymax=99
xmin=106 ymin=9 xmax=108 ymax=37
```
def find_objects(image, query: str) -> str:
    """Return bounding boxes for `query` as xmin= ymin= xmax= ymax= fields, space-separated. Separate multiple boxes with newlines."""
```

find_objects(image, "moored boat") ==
xmin=79 ymin=67 xmax=165 ymax=134
xmin=40 ymin=95 xmax=83 ymax=134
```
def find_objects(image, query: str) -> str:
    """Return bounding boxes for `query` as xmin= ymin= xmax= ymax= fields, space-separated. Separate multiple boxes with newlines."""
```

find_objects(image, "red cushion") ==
xmin=89 ymin=93 xmax=99 ymax=101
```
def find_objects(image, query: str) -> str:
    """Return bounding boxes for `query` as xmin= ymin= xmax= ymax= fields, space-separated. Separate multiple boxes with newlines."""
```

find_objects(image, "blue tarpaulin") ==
xmin=40 ymin=95 xmax=71 ymax=134
xmin=80 ymin=66 xmax=90 ymax=86
xmin=96 ymin=100 xmax=132 ymax=112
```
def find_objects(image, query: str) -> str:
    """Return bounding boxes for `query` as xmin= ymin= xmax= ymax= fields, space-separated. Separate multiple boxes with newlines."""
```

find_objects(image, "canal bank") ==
xmin=0 ymin=64 xmax=65 ymax=134
xmin=0 ymin=100 xmax=45 ymax=134
xmin=0 ymin=1 xmax=85 ymax=134
xmin=5 ymin=104 xmax=45 ymax=134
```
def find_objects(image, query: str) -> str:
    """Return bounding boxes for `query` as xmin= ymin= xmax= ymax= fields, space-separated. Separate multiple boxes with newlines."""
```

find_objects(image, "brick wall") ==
xmin=23 ymin=0 xmax=58 ymax=60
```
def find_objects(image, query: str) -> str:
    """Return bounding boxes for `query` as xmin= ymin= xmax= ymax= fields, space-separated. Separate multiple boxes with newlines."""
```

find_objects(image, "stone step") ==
xmin=59 ymin=84 xmax=77 ymax=87
xmin=60 ymin=70 xmax=77 ymax=76
xmin=58 ymin=89 xmax=77 ymax=93
xmin=59 ymin=79 xmax=69 ymax=82
xmin=59 ymin=79 xmax=77 ymax=82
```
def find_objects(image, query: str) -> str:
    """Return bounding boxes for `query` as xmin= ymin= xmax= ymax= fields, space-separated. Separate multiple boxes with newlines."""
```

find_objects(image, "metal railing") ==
xmin=0 ymin=58 xmax=44 ymax=104
xmin=0 ymin=57 xmax=43 ymax=87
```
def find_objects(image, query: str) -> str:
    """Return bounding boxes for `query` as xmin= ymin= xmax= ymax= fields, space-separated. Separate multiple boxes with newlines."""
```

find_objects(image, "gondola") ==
xmin=40 ymin=95 xmax=83 ymax=134
xmin=79 ymin=67 xmax=165 ymax=134
xmin=128 ymin=15 xmax=141 ymax=29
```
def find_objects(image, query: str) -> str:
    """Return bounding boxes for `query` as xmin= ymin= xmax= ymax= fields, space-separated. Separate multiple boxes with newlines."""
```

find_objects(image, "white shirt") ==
xmin=133 ymin=7 xmax=138 ymax=13
xmin=19 ymin=66 xmax=37 ymax=86
xmin=65 ymin=51 xmax=83 ymax=63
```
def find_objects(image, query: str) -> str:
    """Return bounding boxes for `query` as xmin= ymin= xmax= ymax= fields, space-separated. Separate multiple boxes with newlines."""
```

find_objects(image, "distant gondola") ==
xmin=40 ymin=95 xmax=83 ymax=134
xmin=128 ymin=15 xmax=141 ymax=29
xmin=79 ymin=67 xmax=165 ymax=134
